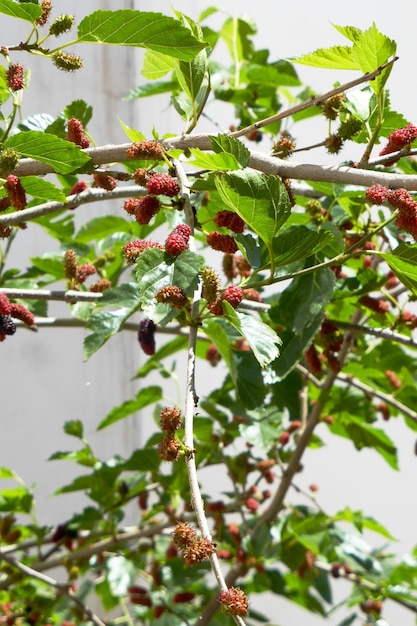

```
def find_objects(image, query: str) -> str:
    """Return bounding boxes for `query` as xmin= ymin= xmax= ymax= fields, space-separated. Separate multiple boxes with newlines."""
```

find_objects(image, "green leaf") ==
xmin=234 ymin=351 xmax=266 ymax=409
xmin=333 ymin=508 xmax=396 ymax=540
xmin=267 ymin=226 xmax=337 ymax=268
xmin=97 ymin=386 xmax=162 ymax=430
xmin=202 ymin=319 xmax=235 ymax=374
xmin=215 ymin=171 xmax=291 ymax=257
xmin=64 ymin=99 xmax=93 ymax=127
xmin=77 ymin=10 xmax=206 ymax=61
xmin=294 ymin=45 xmax=358 ymax=70
xmin=271 ymin=267 xmax=335 ymax=379
xmin=5 ymin=131 xmax=91 ymax=174
xmin=331 ymin=23 xmax=363 ymax=43
xmin=210 ymin=134 xmax=250 ymax=168
xmin=20 ymin=176 xmax=67 ymax=202
xmin=176 ymin=49 xmax=207 ymax=102
xmin=84 ymin=305 xmax=139 ymax=360
xmin=64 ymin=419 xmax=84 ymax=439
xmin=220 ymin=16 xmax=255 ymax=63
xmin=75 ymin=216 xmax=134 ymax=244
xmin=125 ymin=80 xmax=177 ymax=100
xmin=333 ymin=417 xmax=398 ymax=469
xmin=0 ymin=467 xmax=17 ymax=480
xmin=0 ymin=0 xmax=41 ymax=21
xmin=123 ymin=448 xmax=160 ymax=472
xmin=141 ymin=50 xmax=176 ymax=80
xmin=239 ymin=412 xmax=281 ymax=450
xmin=187 ymin=148 xmax=240 ymax=171
xmin=381 ymin=243 xmax=417 ymax=295
xmin=222 ymin=302 xmax=281 ymax=368
xmin=351 ymin=23 xmax=396 ymax=93
xmin=135 ymin=248 xmax=204 ymax=325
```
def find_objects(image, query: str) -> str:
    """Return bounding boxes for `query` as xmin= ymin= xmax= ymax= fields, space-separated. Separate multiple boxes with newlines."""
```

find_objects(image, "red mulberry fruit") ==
xmin=6 ymin=64 xmax=25 ymax=91
xmin=127 ymin=140 xmax=164 ymax=161
xmin=220 ymin=587 xmax=249 ymax=617
xmin=4 ymin=175 xmax=26 ymax=210
xmin=165 ymin=224 xmax=191 ymax=257
xmin=207 ymin=232 xmax=238 ymax=253
xmin=146 ymin=173 xmax=179 ymax=197
xmin=214 ymin=210 xmax=245 ymax=233
xmin=365 ymin=184 xmax=388 ymax=205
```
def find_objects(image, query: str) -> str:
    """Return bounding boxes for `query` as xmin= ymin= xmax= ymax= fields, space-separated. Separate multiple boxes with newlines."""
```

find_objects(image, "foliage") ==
xmin=1 ymin=3 xmax=417 ymax=626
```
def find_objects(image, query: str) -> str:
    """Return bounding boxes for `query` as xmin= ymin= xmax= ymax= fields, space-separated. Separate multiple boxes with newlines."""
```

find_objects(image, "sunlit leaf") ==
xmin=77 ymin=10 xmax=206 ymax=61
xmin=5 ymin=131 xmax=91 ymax=174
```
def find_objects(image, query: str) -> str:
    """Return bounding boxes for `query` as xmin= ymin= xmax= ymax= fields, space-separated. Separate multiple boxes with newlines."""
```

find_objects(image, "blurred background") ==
xmin=1 ymin=1 xmax=416 ymax=623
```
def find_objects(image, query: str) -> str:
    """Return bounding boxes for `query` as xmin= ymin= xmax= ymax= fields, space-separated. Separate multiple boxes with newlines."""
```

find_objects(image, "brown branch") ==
xmin=231 ymin=57 xmax=398 ymax=138
xmin=0 ymin=185 xmax=146 ymax=226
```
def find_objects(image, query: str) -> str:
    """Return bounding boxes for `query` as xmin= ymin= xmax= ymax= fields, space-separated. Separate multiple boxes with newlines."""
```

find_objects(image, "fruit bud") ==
xmin=49 ymin=14 xmax=75 ymax=36
xmin=52 ymin=51 xmax=83 ymax=72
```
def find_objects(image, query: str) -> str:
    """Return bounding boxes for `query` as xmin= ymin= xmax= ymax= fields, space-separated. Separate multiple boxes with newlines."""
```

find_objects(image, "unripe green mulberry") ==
xmin=52 ymin=51 xmax=83 ymax=72
xmin=49 ymin=14 xmax=75 ymax=36
xmin=201 ymin=267 xmax=220 ymax=303
xmin=0 ymin=148 xmax=19 ymax=177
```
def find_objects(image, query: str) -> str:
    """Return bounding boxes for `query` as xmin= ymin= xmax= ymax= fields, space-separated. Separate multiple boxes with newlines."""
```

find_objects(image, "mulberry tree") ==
xmin=1 ymin=3 xmax=417 ymax=626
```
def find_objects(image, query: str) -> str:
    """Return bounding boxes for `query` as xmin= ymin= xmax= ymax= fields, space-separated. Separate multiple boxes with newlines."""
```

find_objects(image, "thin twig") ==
xmin=329 ymin=319 xmax=417 ymax=350
xmin=337 ymin=372 xmax=417 ymax=423
xmin=173 ymin=159 xmax=246 ymax=626
xmin=0 ymin=185 xmax=146 ymax=226
xmin=230 ymin=58 xmax=398 ymax=138
xmin=0 ymin=287 xmax=103 ymax=302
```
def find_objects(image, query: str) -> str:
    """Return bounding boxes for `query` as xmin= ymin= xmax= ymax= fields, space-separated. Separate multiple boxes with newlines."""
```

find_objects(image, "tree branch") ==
xmin=231 ymin=57 xmax=398 ymax=138
xmin=336 ymin=372 xmax=417 ymax=423
xmin=0 ymin=185 xmax=146 ymax=226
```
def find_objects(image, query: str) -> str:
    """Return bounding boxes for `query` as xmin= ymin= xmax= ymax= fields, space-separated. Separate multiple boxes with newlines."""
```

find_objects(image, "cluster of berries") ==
xmin=36 ymin=0 xmax=52 ymax=26
xmin=359 ymin=295 xmax=390 ymax=315
xmin=123 ymin=172 xmax=180 ymax=226
xmin=52 ymin=51 xmax=83 ymax=72
xmin=321 ymin=94 xmax=345 ymax=121
xmin=213 ymin=210 xmax=245 ymax=234
xmin=220 ymin=587 xmax=249 ymax=617
xmin=67 ymin=118 xmax=90 ymax=149
xmin=124 ymin=195 xmax=160 ymax=225
xmin=223 ymin=252 xmax=252 ymax=281
xmin=155 ymin=285 xmax=188 ymax=309
xmin=127 ymin=140 xmax=164 ymax=161
xmin=304 ymin=319 xmax=344 ymax=375
xmin=48 ymin=14 xmax=74 ymax=37
xmin=93 ymin=171 xmax=117 ymax=192
xmin=122 ymin=240 xmax=162 ymax=264
xmin=171 ymin=521 xmax=215 ymax=567
xmin=64 ymin=250 xmax=108 ymax=292
xmin=158 ymin=407 xmax=183 ymax=462
xmin=272 ymin=131 xmax=296 ymax=158
xmin=0 ymin=292 xmax=36 ymax=342
xmin=3 ymin=175 xmax=26 ymax=211
xmin=243 ymin=483 xmax=271 ymax=513
xmin=366 ymin=184 xmax=417 ymax=240
xmin=6 ymin=64 xmax=25 ymax=91
xmin=379 ymin=122 xmax=417 ymax=165
xmin=207 ymin=285 xmax=243 ymax=316
xmin=207 ymin=231 xmax=238 ymax=253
